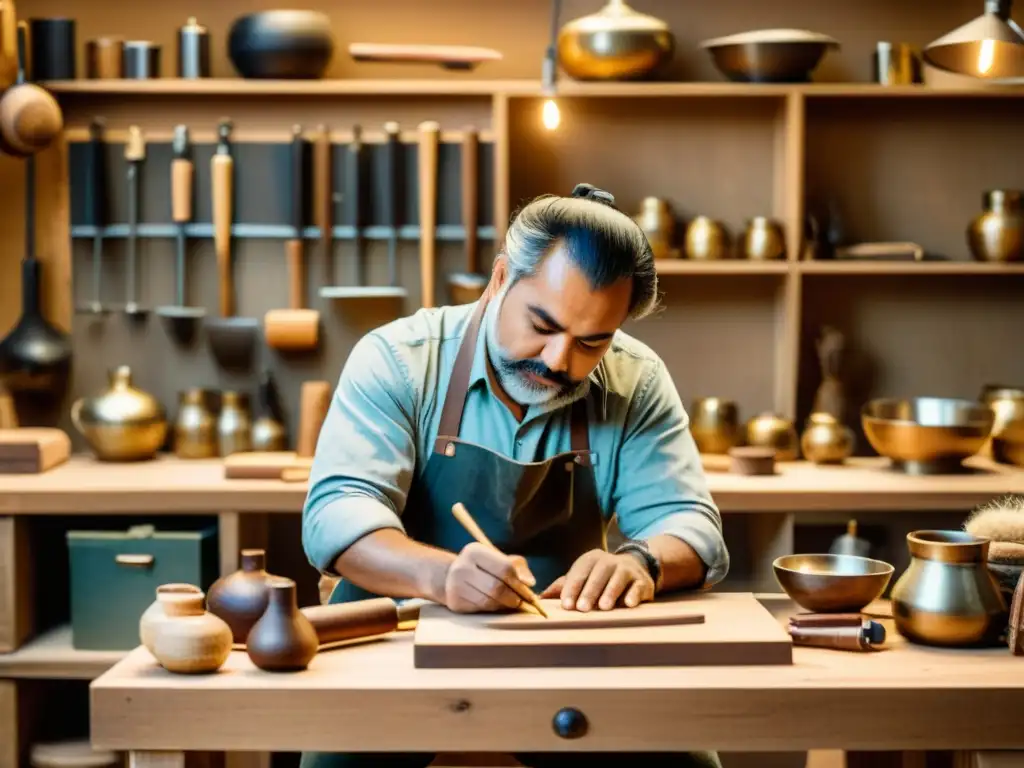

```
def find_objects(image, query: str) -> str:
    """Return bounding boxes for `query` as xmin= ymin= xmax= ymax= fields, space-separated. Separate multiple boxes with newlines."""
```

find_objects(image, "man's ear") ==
xmin=482 ymin=252 xmax=509 ymax=302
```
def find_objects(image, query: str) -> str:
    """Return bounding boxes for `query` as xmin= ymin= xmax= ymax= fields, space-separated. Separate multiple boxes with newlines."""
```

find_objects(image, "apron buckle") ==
xmin=444 ymin=442 xmax=456 ymax=457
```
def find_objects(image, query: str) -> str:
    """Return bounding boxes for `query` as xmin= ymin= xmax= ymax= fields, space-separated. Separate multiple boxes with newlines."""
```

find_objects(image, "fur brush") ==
xmin=964 ymin=495 xmax=1024 ymax=551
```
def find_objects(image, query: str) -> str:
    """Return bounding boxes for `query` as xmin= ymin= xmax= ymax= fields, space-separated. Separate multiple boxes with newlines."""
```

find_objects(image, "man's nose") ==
xmin=542 ymin=334 xmax=572 ymax=373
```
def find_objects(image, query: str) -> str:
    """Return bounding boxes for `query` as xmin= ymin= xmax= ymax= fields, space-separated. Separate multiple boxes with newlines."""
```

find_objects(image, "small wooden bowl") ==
xmin=729 ymin=446 xmax=776 ymax=476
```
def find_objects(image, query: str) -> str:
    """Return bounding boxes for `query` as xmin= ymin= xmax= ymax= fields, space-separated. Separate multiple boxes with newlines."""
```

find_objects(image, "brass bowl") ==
xmin=773 ymin=553 xmax=894 ymax=613
xmin=557 ymin=0 xmax=675 ymax=81
xmin=699 ymin=28 xmax=839 ymax=83
xmin=861 ymin=397 xmax=995 ymax=475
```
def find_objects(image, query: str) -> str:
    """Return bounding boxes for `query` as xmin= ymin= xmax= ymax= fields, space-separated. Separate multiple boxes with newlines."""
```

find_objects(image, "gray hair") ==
xmin=500 ymin=183 xmax=660 ymax=320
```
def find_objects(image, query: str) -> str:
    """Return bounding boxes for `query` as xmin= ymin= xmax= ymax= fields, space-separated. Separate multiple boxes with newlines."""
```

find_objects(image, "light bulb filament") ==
xmin=542 ymin=98 xmax=561 ymax=130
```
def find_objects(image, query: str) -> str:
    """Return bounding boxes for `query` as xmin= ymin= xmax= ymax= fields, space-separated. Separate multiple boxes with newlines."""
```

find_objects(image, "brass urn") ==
xmin=967 ymin=190 xmax=1024 ymax=263
xmin=800 ymin=412 xmax=854 ymax=465
xmin=746 ymin=412 xmax=799 ymax=461
xmin=557 ymin=0 xmax=675 ymax=81
xmin=690 ymin=397 xmax=740 ymax=454
xmin=684 ymin=216 xmax=729 ymax=260
xmin=740 ymin=216 xmax=786 ymax=260
xmin=634 ymin=197 xmax=675 ymax=260
xmin=71 ymin=365 xmax=168 ymax=461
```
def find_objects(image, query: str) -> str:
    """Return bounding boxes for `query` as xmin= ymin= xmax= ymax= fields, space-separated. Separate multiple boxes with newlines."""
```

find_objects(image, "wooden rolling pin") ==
xmin=300 ymin=597 xmax=424 ymax=647
xmin=417 ymin=121 xmax=439 ymax=309
xmin=280 ymin=380 xmax=332 ymax=482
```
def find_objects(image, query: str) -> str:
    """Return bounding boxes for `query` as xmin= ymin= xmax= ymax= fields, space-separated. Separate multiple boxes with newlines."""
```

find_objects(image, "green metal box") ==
xmin=67 ymin=523 xmax=219 ymax=650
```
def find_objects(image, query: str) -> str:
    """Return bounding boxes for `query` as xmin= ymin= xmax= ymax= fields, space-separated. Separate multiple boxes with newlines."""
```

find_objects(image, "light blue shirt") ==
xmin=302 ymin=300 xmax=730 ymax=587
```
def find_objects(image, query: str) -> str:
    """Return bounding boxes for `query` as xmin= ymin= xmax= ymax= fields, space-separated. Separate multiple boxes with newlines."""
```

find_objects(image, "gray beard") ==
xmin=483 ymin=283 xmax=589 ymax=411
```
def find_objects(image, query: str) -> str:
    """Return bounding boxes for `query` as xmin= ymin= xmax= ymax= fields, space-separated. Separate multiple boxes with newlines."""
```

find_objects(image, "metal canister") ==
xmin=122 ymin=40 xmax=161 ymax=79
xmin=177 ymin=16 xmax=210 ymax=78
xmin=86 ymin=37 xmax=124 ymax=78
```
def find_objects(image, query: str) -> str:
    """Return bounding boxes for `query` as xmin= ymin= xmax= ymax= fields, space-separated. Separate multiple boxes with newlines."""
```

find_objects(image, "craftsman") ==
xmin=301 ymin=183 xmax=728 ymax=768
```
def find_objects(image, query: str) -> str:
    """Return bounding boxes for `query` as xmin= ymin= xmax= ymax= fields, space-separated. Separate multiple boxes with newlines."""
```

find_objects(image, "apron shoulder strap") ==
xmin=436 ymin=299 xmax=488 ymax=442
xmin=570 ymin=396 xmax=590 ymax=454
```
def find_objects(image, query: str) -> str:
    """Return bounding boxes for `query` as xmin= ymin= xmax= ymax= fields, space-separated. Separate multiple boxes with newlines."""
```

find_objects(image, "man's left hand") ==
xmin=540 ymin=549 xmax=655 ymax=611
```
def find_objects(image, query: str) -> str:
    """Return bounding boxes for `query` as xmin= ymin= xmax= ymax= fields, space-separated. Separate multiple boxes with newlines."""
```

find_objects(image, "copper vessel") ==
xmin=740 ymin=216 xmax=786 ymax=260
xmin=557 ymin=0 xmax=674 ymax=81
xmin=891 ymin=530 xmax=1008 ymax=648
xmin=173 ymin=388 xmax=216 ymax=459
xmin=690 ymin=397 xmax=740 ymax=454
xmin=967 ymin=189 xmax=1024 ymax=262
xmin=634 ymin=197 xmax=675 ymax=260
xmin=980 ymin=386 xmax=1024 ymax=465
xmin=800 ymin=412 xmax=854 ymax=465
xmin=746 ymin=412 xmax=798 ymax=460
xmin=684 ymin=216 xmax=729 ymax=260
xmin=71 ymin=366 xmax=168 ymax=461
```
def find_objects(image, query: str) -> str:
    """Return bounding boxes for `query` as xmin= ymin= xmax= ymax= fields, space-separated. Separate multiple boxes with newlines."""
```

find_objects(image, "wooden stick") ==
xmin=450 ymin=502 xmax=548 ymax=618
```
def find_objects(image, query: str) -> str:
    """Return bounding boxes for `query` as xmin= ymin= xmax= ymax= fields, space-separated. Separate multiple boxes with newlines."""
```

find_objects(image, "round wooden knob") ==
xmin=0 ymin=84 xmax=63 ymax=157
xmin=552 ymin=707 xmax=588 ymax=739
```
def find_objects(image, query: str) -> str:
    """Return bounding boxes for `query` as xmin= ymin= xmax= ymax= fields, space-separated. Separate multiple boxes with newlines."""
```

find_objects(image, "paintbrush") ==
xmin=451 ymin=502 xmax=549 ymax=618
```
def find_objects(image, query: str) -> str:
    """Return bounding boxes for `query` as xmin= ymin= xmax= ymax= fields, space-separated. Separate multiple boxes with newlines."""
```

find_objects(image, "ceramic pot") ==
xmin=173 ymin=387 xmax=216 ymax=459
xmin=139 ymin=582 xmax=204 ymax=654
xmin=800 ymin=412 xmax=854 ymax=465
xmin=740 ymin=216 xmax=786 ymax=260
xmin=246 ymin=577 xmax=318 ymax=671
xmin=227 ymin=10 xmax=334 ymax=79
xmin=684 ymin=216 xmax=729 ymax=260
xmin=891 ymin=530 xmax=1008 ymax=648
xmin=633 ymin=197 xmax=675 ymax=260
xmin=148 ymin=589 xmax=233 ymax=673
xmin=690 ymin=397 xmax=740 ymax=454
xmin=71 ymin=365 xmax=168 ymax=461
xmin=746 ymin=412 xmax=799 ymax=460
xmin=207 ymin=548 xmax=273 ymax=645
xmin=557 ymin=0 xmax=674 ymax=81
xmin=967 ymin=189 xmax=1024 ymax=263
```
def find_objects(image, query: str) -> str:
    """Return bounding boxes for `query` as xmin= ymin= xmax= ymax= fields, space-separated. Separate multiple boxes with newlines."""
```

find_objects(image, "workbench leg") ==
xmin=218 ymin=512 xmax=270 ymax=577
xmin=130 ymin=752 xmax=186 ymax=768
xmin=747 ymin=512 xmax=795 ymax=592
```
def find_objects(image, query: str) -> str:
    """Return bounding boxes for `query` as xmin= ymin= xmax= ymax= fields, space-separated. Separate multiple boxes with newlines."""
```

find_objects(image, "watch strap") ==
xmin=615 ymin=540 xmax=663 ymax=592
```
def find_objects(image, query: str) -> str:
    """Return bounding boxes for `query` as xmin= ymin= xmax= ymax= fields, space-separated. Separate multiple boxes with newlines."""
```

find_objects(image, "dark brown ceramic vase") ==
xmin=246 ymin=577 xmax=318 ymax=671
xmin=206 ymin=549 xmax=272 ymax=645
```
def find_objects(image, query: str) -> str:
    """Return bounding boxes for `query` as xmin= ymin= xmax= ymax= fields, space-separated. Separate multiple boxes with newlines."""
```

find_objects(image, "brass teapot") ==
xmin=71 ymin=365 xmax=168 ymax=461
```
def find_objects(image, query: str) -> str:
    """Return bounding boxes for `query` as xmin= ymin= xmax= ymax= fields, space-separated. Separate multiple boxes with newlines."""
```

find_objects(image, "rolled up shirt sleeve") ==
xmin=301 ymin=332 xmax=418 ymax=574
xmin=610 ymin=360 xmax=730 ymax=588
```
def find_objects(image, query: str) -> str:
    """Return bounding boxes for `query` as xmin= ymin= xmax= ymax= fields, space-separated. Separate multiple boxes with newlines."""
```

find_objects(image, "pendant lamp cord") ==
xmin=543 ymin=0 xmax=561 ymax=93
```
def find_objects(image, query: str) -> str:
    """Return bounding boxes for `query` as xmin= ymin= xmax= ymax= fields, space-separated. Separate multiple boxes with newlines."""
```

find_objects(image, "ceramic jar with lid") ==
xmin=147 ymin=588 xmax=233 ymax=673
xmin=71 ymin=365 xmax=168 ymax=461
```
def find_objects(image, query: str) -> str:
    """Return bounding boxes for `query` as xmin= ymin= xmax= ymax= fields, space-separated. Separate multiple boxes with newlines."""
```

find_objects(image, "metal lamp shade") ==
xmin=923 ymin=1 xmax=1024 ymax=78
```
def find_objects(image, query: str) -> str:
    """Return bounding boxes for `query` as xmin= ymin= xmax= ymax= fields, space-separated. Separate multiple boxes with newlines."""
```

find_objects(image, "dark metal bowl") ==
xmin=699 ymin=28 xmax=839 ymax=83
xmin=227 ymin=10 xmax=335 ymax=79
xmin=773 ymin=553 xmax=894 ymax=613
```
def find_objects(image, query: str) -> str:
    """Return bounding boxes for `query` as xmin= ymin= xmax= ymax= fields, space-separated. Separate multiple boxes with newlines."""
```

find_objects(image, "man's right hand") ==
xmin=443 ymin=542 xmax=536 ymax=613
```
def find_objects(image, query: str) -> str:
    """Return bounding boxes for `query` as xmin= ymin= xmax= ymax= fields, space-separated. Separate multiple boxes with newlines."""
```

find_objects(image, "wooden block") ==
xmin=414 ymin=592 xmax=793 ymax=669
xmin=222 ymin=452 xmax=310 ymax=480
xmin=0 ymin=517 xmax=34 ymax=653
xmin=0 ymin=429 xmax=71 ymax=474
xmin=0 ymin=680 xmax=32 ymax=768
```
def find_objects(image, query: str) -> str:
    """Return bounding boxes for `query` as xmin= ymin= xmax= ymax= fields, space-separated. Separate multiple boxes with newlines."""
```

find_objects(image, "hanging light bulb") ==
xmin=542 ymin=98 xmax=561 ymax=130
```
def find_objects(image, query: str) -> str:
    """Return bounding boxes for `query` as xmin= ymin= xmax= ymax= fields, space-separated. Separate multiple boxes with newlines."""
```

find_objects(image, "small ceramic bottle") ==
xmin=139 ymin=583 xmax=204 ymax=654
xmin=246 ymin=577 xmax=319 ymax=672
xmin=148 ymin=589 xmax=233 ymax=674
xmin=206 ymin=548 xmax=273 ymax=645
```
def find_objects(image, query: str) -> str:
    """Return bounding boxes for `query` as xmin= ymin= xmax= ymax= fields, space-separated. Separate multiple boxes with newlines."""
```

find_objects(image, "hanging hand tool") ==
xmin=447 ymin=125 xmax=488 ymax=304
xmin=123 ymin=125 xmax=148 ymax=319
xmin=314 ymin=124 xmax=334 ymax=284
xmin=156 ymin=124 xmax=205 ymax=343
xmin=75 ymin=117 xmax=109 ymax=316
xmin=319 ymin=122 xmax=406 ymax=300
xmin=265 ymin=125 xmax=319 ymax=352
xmin=204 ymin=118 xmax=258 ymax=371
xmin=417 ymin=120 xmax=439 ymax=309
xmin=384 ymin=121 xmax=403 ymax=292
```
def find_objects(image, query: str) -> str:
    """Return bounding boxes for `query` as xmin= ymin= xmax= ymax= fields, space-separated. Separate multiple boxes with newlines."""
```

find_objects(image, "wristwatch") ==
xmin=615 ymin=539 xmax=663 ymax=592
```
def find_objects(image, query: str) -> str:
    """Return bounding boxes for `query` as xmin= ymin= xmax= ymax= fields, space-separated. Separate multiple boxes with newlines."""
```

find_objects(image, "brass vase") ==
xmin=217 ymin=391 xmax=252 ymax=457
xmin=173 ymin=388 xmax=216 ymax=459
xmin=800 ymin=412 xmax=854 ymax=464
xmin=634 ymin=197 xmax=675 ymax=260
xmin=740 ymin=216 xmax=786 ymax=260
xmin=690 ymin=397 xmax=740 ymax=454
xmin=684 ymin=216 xmax=729 ymax=260
xmin=557 ymin=0 xmax=675 ymax=81
xmin=71 ymin=365 xmax=168 ymax=461
xmin=967 ymin=189 xmax=1024 ymax=262
xmin=891 ymin=530 xmax=1008 ymax=648
xmin=746 ymin=412 xmax=799 ymax=460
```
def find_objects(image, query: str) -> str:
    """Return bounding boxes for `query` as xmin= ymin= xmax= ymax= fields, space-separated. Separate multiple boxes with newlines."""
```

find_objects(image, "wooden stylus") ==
xmin=451 ymin=502 xmax=548 ymax=618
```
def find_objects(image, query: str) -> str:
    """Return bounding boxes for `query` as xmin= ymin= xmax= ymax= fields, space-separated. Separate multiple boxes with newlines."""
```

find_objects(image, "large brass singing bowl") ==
xmin=861 ymin=397 xmax=995 ymax=475
xmin=773 ymin=554 xmax=894 ymax=613
xmin=699 ymin=29 xmax=839 ymax=83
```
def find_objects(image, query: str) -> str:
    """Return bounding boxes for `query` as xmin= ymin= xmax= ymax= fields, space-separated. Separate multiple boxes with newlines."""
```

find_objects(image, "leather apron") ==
xmin=327 ymin=294 xmax=605 ymax=606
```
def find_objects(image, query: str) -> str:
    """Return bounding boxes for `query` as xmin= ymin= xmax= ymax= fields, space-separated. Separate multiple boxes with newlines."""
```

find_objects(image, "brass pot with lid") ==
xmin=557 ymin=0 xmax=675 ymax=81
xmin=71 ymin=365 xmax=168 ymax=461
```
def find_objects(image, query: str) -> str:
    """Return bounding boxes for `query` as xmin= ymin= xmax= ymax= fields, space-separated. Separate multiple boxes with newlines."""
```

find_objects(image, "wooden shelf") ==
xmin=0 ymin=625 xmax=124 ymax=680
xmin=40 ymin=78 xmax=1024 ymax=100
xmin=655 ymin=259 xmax=788 ymax=275
xmin=798 ymin=261 xmax=1024 ymax=275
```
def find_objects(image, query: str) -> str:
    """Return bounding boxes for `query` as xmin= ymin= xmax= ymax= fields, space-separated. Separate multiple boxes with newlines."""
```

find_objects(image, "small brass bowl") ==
xmin=773 ymin=553 xmax=895 ymax=613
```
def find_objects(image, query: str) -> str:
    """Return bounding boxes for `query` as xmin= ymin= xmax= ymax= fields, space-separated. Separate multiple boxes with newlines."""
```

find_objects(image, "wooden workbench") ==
xmin=1 ymin=453 xmax=1021 ymax=515
xmin=90 ymin=597 xmax=1024 ymax=764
